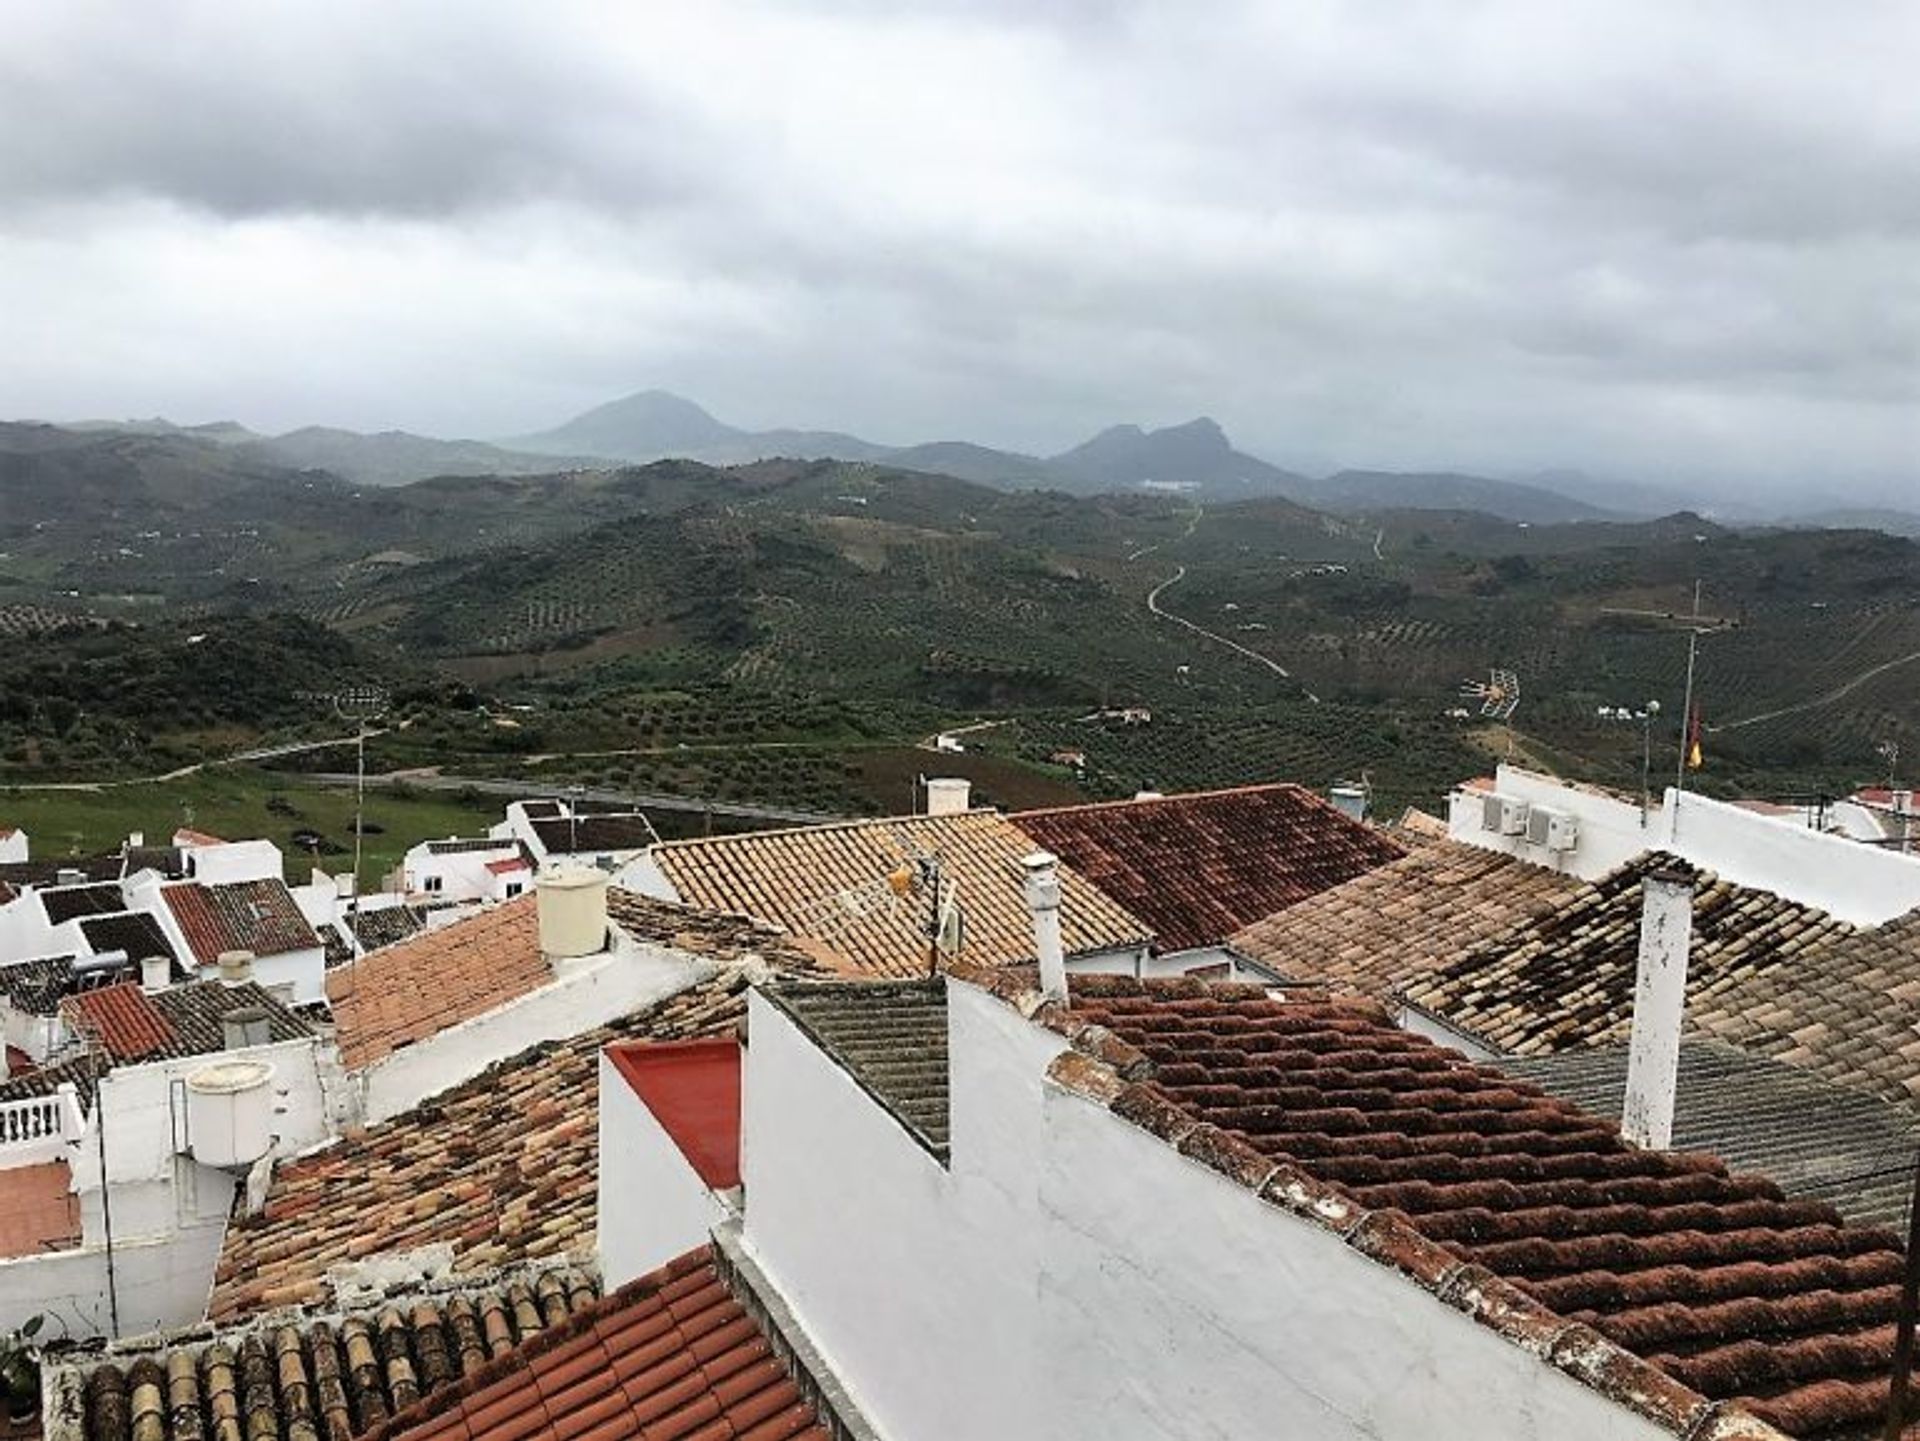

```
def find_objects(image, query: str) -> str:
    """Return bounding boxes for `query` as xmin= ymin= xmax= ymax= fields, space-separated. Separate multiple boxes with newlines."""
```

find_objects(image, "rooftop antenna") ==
xmin=1880 ymin=739 xmax=1901 ymax=792
xmin=1460 ymin=667 xmax=1521 ymax=722
xmin=333 ymin=685 xmax=389 ymax=915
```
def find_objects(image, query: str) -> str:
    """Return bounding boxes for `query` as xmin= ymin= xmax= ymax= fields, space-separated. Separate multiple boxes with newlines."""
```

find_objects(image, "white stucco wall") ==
xmin=0 ymin=831 xmax=26 ymax=865
xmin=1450 ymin=765 xmax=1920 ymax=925
xmin=0 ymin=1214 xmax=231 ymax=1341
xmin=1666 ymin=790 xmax=1920 ymax=925
xmin=740 ymin=985 xmax=1067 ymax=1441
xmin=187 ymin=840 xmax=284 ymax=886
xmin=1035 ymin=1078 xmax=1671 ymax=1441
xmin=595 ymin=1051 xmax=730 ymax=1287
xmin=1448 ymin=768 xmax=1654 ymax=879
xmin=739 ymin=977 xmax=1672 ymax=1441
xmin=618 ymin=854 xmax=681 ymax=903
xmin=357 ymin=945 xmax=710 ymax=1122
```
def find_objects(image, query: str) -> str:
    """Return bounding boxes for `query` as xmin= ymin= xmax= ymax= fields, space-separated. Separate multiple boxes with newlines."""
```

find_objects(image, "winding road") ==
xmin=1146 ymin=564 xmax=1320 ymax=703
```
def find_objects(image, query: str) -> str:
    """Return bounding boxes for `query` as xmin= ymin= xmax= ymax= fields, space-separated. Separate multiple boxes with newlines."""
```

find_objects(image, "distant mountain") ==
xmin=238 ymin=427 xmax=609 ymax=487
xmin=1296 ymin=470 xmax=1620 ymax=525
xmin=1047 ymin=417 xmax=1310 ymax=498
xmin=511 ymin=389 xmax=889 ymax=466
xmin=1790 ymin=507 xmax=1920 ymax=538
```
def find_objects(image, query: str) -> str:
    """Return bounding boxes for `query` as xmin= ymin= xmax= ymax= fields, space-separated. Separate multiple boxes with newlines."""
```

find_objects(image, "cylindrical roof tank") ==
xmin=538 ymin=862 xmax=610 ymax=961
xmin=185 ymin=1059 xmax=276 ymax=1170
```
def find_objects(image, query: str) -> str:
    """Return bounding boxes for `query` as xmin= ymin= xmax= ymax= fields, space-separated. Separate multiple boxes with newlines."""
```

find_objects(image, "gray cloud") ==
xmin=0 ymin=0 xmax=1914 ymax=508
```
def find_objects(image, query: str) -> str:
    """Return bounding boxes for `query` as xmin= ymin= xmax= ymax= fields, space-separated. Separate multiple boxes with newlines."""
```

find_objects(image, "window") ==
xmin=505 ymin=881 xmax=524 ymax=898
xmin=422 ymin=875 xmax=444 ymax=894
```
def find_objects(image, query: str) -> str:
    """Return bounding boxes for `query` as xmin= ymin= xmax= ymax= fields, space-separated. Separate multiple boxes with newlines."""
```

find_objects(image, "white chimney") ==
xmin=140 ymin=955 xmax=171 ymax=992
xmin=220 ymin=1005 xmax=274 ymax=1051
xmin=1621 ymin=867 xmax=1694 ymax=1149
xmin=1023 ymin=851 xmax=1068 ymax=1005
xmin=128 ymin=831 xmax=144 ymax=849
xmin=217 ymin=950 xmax=256 ymax=988
xmin=538 ymin=862 xmax=610 ymax=962
xmin=924 ymin=778 xmax=972 ymax=817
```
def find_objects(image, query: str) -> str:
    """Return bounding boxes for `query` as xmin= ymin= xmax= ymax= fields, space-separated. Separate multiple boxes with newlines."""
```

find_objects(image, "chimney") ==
xmin=1621 ymin=867 xmax=1694 ymax=1149
xmin=140 ymin=955 xmax=171 ymax=992
xmin=1894 ymin=790 xmax=1914 ymax=816
xmin=924 ymin=778 xmax=972 ymax=817
xmin=221 ymin=1005 xmax=274 ymax=1051
xmin=1022 ymin=851 xmax=1068 ymax=1005
xmin=128 ymin=831 xmax=144 ymax=849
xmin=55 ymin=867 xmax=85 ymax=887
xmin=217 ymin=950 xmax=256 ymax=988
xmin=538 ymin=862 xmax=610 ymax=962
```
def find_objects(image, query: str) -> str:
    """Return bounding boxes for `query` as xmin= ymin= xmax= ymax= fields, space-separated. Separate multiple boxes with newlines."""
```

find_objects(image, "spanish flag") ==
xmin=1687 ymin=704 xmax=1704 ymax=771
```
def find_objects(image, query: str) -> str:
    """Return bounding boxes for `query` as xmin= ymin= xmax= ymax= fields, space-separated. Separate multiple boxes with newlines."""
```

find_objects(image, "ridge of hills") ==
xmin=1 ymin=417 xmax=1916 ymax=813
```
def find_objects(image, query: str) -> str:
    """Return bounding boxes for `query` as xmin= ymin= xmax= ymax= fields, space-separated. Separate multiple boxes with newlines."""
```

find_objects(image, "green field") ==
xmin=0 ymin=768 xmax=502 ymax=885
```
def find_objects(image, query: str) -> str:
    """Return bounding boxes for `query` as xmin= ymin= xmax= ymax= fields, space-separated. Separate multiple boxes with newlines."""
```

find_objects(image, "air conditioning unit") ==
xmin=1481 ymin=794 xmax=1530 ymax=836
xmin=1526 ymin=805 xmax=1580 ymax=852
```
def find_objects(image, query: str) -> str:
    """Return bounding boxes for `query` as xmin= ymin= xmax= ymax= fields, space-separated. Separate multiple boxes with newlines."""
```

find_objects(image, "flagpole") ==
xmin=1675 ymin=629 xmax=1698 ymax=795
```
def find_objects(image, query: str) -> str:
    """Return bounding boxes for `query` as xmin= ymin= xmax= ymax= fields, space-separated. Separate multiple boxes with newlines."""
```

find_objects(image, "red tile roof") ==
xmin=0 ymin=1160 xmax=79 ymax=1259
xmin=361 ymin=1247 xmax=827 ymax=1441
xmin=62 ymin=983 xmax=178 ymax=1061
xmin=483 ymin=856 xmax=531 ymax=876
xmin=160 ymin=879 xmax=320 ymax=965
xmin=967 ymin=968 xmax=1918 ymax=1440
xmin=1012 ymin=784 xmax=1405 ymax=952
xmin=605 ymin=1039 xmax=742 ymax=1190
xmin=327 ymin=895 xmax=548 ymax=1070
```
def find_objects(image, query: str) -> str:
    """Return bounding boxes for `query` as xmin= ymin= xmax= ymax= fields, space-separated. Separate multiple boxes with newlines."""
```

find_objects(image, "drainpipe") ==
xmin=1023 ymin=852 xmax=1068 ymax=1006
xmin=1621 ymin=867 xmax=1694 ymax=1149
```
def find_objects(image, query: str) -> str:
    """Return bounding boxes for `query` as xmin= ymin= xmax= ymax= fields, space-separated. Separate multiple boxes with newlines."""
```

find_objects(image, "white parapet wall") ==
xmin=596 ymin=1048 xmax=733 ymax=1287
xmin=356 ymin=944 xmax=711 ymax=1124
xmin=738 ymin=980 xmax=1672 ymax=1441
xmin=1450 ymin=764 xmax=1920 ymax=926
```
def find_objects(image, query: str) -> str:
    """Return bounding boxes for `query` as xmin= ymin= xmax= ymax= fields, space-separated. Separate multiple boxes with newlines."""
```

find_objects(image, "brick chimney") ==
xmin=1022 ymin=852 xmax=1068 ymax=1005
xmin=1621 ymin=867 xmax=1694 ymax=1149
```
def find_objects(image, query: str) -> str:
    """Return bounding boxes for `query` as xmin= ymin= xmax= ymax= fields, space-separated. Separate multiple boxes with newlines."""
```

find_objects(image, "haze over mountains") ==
xmin=31 ymin=391 xmax=1916 ymax=534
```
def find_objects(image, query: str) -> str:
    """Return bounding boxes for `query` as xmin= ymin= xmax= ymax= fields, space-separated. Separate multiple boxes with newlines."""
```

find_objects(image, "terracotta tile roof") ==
xmin=1010 ymin=784 xmax=1405 ymax=952
xmin=0 ymin=1053 xmax=101 ymax=1108
xmin=1399 ymin=853 xmax=1859 ymax=1057
xmin=1229 ymin=839 xmax=1582 ymax=997
xmin=327 ymin=896 xmax=547 ymax=1071
xmin=1503 ymin=1042 xmax=1920 ymax=1231
xmin=603 ymin=1039 xmax=742 ymax=1189
xmin=651 ymin=810 xmax=1151 ymax=977
xmin=0 ymin=1159 xmax=79 ymax=1259
xmin=62 ymin=980 xmax=313 ymax=1063
xmin=1686 ymin=908 xmax=1920 ymax=1109
xmin=327 ymin=891 xmax=821 ymax=1074
xmin=160 ymin=879 xmax=321 ymax=965
xmin=768 ymin=980 xmax=951 ymax=1157
xmin=69 ymin=1263 xmax=600 ymax=1441
xmin=359 ymin=1247 xmax=827 ymax=1441
xmin=316 ymin=922 xmax=356 ymax=969
xmin=975 ymin=968 xmax=1919 ymax=1440
xmin=210 ymin=970 xmax=764 ymax=1320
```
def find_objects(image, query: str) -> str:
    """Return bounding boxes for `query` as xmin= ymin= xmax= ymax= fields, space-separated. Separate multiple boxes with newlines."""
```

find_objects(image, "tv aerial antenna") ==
xmin=789 ymin=827 xmax=964 ymax=974
xmin=332 ymin=684 xmax=390 ymax=915
xmin=1460 ymin=667 xmax=1520 ymax=722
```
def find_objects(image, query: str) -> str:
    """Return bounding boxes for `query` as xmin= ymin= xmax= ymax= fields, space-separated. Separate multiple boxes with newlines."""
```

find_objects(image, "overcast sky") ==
xmin=2 ymin=1 xmax=1915 ymax=506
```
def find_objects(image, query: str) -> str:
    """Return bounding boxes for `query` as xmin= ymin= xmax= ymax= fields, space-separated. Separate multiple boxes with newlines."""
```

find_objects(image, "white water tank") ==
xmin=185 ymin=1060 xmax=276 ymax=1169
xmin=1328 ymin=785 xmax=1368 ymax=821
xmin=538 ymin=862 xmax=610 ymax=960
xmin=924 ymin=778 xmax=973 ymax=817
